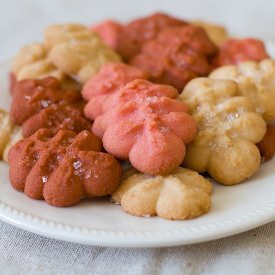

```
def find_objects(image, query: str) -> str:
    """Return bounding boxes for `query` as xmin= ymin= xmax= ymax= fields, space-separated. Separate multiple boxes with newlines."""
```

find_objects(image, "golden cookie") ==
xmin=192 ymin=20 xmax=228 ymax=46
xmin=0 ymin=109 xmax=12 ymax=158
xmin=46 ymin=24 xmax=121 ymax=83
xmin=17 ymin=59 xmax=65 ymax=81
xmin=180 ymin=78 xmax=266 ymax=185
xmin=210 ymin=59 xmax=275 ymax=122
xmin=12 ymin=43 xmax=47 ymax=74
xmin=112 ymin=167 xmax=212 ymax=220
xmin=0 ymin=109 xmax=22 ymax=162
xmin=44 ymin=24 xmax=99 ymax=49
xmin=11 ymin=42 xmax=65 ymax=81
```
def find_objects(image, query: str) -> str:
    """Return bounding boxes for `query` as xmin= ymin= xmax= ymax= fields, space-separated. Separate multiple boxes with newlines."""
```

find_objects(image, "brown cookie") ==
xmin=10 ymin=77 xmax=92 ymax=137
xmin=118 ymin=13 xmax=187 ymax=61
xmin=130 ymin=25 xmax=218 ymax=90
xmin=8 ymin=129 xmax=121 ymax=207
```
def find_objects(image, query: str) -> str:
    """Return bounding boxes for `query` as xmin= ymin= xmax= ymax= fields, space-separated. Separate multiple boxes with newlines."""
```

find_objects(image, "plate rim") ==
xmin=1 ymin=54 xmax=275 ymax=248
xmin=0 ymin=198 xmax=274 ymax=247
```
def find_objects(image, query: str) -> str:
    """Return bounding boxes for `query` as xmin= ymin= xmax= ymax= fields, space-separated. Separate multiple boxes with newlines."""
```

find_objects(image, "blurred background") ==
xmin=0 ymin=0 xmax=274 ymax=59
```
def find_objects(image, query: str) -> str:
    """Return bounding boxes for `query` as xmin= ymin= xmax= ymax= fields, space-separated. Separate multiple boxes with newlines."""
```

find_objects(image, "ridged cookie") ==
xmin=180 ymin=78 xmax=266 ymax=185
xmin=112 ymin=167 xmax=212 ymax=220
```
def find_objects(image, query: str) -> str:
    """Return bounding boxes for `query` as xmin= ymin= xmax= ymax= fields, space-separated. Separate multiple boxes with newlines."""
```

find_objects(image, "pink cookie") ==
xmin=213 ymin=38 xmax=270 ymax=67
xmin=91 ymin=20 xmax=123 ymax=50
xmin=82 ymin=62 xmax=147 ymax=120
xmin=92 ymin=79 xmax=197 ymax=175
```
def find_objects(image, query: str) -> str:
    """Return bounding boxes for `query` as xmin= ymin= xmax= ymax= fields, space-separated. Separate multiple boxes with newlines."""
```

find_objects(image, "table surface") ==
xmin=0 ymin=0 xmax=274 ymax=274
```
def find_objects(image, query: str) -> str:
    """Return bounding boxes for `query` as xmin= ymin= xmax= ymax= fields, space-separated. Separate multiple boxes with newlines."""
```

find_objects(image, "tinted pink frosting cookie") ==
xmin=91 ymin=20 xmax=123 ymax=50
xmin=92 ymin=79 xmax=197 ymax=175
xmin=82 ymin=62 xmax=148 ymax=120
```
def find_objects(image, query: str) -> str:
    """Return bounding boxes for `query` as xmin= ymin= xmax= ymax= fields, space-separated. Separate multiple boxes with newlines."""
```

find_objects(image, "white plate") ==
xmin=1 ymin=50 xmax=275 ymax=248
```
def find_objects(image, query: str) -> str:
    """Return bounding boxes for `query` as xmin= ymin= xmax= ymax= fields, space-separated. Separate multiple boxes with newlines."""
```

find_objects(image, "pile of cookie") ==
xmin=1 ymin=13 xmax=274 ymax=221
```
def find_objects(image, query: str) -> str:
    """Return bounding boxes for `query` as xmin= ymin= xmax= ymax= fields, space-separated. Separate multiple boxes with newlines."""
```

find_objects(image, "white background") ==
xmin=0 ymin=0 xmax=275 ymax=59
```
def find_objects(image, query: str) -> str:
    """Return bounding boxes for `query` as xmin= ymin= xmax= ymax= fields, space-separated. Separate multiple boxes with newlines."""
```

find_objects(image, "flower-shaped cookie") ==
xmin=92 ymin=79 xmax=197 ymax=175
xmin=180 ymin=78 xmax=266 ymax=185
xmin=8 ymin=129 xmax=121 ymax=207
xmin=213 ymin=38 xmax=269 ymax=67
xmin=130 ymin=25 xmax=218 ymax=90
xmin=44 ymin=24 xmax=98 ymax=49
xmin=117 ymin=12 xmax=187 ymax=61
xmin=0 ymin=108 xmax=23 ymax=162
xmin=10 ymin=77 xmax=92 ymax=137
xmin=12 ymin=43 xmax=47 ymax=75
xmin=191 ymin=20 xmax=228 ymax=46
xmin=11 ymin=42 xmax=65 ymax=80
xmin=45 ymin=24 xmax=121 ymax=83
xmin=0 ymin=109 xmax=13 ymax=158
xmin=91 ymin=20 xmax=124 ymax=50
xmin=257 ymin=124 xmax=275 ymax=161
xmin=112 ymin=167 xmax=212 ymax=220
xmin=82 ymin=62 xmax=148 ymax=120
xmin=210 ymin=59 xmax=275 ymax=122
